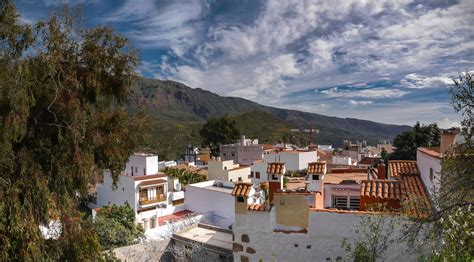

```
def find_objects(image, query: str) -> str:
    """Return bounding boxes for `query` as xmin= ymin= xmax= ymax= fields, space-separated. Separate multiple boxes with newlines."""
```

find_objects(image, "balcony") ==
xmin=139 ymin=196 xmax=167 ymax=206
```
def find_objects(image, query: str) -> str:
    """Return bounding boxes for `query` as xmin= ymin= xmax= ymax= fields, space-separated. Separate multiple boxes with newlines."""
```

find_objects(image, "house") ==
xmin=207 ymin=159 xmax=251 ymax=182
xmin=220 ymin=135 xmax=263 ymax=165
xmin=262 ymin=150 xmax=318 ymax=171
xmin=416 ymin=128 xmax=458 ymax=196
xmin=184 ymin=180 xmax=236 ymax=228
xmin=231 ymin=159 xmax=431 ymax=261
xmin=90 ymin=153 xmax=186 ymax=231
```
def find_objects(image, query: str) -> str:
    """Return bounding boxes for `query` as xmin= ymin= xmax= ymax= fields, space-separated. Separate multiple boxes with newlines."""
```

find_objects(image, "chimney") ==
xmin=440 ymin=128 xmax=457 ymax=154
xmin=377 ymin=163 xmax=386 ymax=180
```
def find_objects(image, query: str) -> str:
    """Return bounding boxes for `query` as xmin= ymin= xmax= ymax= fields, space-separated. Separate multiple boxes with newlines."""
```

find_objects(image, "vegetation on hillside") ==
xmin=199 ymin=114 xmax=241 ymax=156
xmin=0 ymin=2 xmax=148 ymax=260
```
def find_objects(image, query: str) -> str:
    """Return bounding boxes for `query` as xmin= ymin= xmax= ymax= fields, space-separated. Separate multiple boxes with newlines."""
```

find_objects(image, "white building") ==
xmin=207 ymin=159 xmax=251 ymax=182
xmin=332 ymin=154 xmax=353 ymax=165
xmin=184 ymin=180 xmax=236 ymax=228
xmin=220 ymin=136 xmax=263 ymax=165
xmin=90 ymin=153 xmax=186 ymax=231
xmin=263 ymin=150 xmax=317 ymax=171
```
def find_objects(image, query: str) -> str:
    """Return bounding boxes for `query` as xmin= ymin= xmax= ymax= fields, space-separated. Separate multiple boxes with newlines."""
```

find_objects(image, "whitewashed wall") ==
xmin=416 ymin=150 xmax=441 ymax=196
xmin=94 ymin=172 xmax=136 ymax=211
xmin=233 ymin=210 xmax=420 ymax=262
xmin=184 ymin=182 xmax=235 ymax=228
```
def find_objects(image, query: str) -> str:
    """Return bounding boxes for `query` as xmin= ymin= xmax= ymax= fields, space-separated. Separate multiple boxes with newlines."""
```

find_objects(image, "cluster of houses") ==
xmin=88 ymin=130 xmax=459 ymax=261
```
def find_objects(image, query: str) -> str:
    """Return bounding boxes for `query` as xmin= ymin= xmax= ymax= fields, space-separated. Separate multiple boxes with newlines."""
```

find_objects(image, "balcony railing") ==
xmin=139 ymin=196 xmax=167 ymax=206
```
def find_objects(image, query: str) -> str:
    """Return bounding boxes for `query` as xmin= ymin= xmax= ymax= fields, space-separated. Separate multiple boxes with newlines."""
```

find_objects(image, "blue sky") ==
xmin=15 ymin=0 xmax=474 ymax=127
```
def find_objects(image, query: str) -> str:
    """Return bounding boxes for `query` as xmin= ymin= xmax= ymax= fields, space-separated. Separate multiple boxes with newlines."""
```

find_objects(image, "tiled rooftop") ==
xmin=360 ymin=180 xmax=402 ymax=200
xmin=401 ymin=173 xmax=432 ymax=218
xmin=358 ymin=156 xmax=381 ymax=165
xmin=417 ymin=147 xmax=442 ymax=159
xmin=132 ymin=173 xmax=167 ymax=181
xmin=307 ymin=161 xmax=326 ymax=174
xmin=247 ymin=204 xmax=271 ymax=212
xmin=139 ymin=179 xmax=167 ymax=187
xmin=267 ymin=162 xmax=285 ymax=174
xmin=389 ymin=160 xmax=419 ymax=178
xmin=231 ymin=183 xmax=253 ymax=197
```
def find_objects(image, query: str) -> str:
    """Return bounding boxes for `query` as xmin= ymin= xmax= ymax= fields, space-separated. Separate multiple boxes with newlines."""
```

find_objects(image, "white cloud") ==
xmin=320 ymin=87 xmax=409 ymax=99
xmin=349 ymin=100 xmax=373 ymax=106
xmin=400 ymin=73 xmax=454 ymax=89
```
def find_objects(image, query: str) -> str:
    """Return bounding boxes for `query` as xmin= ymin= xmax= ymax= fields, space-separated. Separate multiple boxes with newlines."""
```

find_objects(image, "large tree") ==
xmin=391 ymin=122 xmax=440 ymax=160
xmin=199 ymin=114 xmax=240 ymax=156
xmin=0 ymin=2 xmax=149 ymax=260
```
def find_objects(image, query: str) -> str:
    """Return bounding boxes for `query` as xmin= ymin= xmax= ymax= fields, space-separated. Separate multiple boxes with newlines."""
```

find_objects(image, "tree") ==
xmin=451 ymin=71 xmax=473 ymax=137
xmin=401 ymin=71 xmax=474 ymax=260
xmin=199 ymin=114 xmax=240 ymax=156
xmin=164 ymin=167 xmax=205 ymax=186
xmin=391 ymin=122 xmax=440 ymax=160
xmin=342 ymin=206 xmax=399 ymax=262
xmin=0 ymin=2 xmax=149 ymax=260
xmin=93 ymin=204 xmax=145 ymax=250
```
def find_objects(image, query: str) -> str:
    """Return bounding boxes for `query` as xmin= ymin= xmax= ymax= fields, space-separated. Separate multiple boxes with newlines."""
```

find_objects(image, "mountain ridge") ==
xmin=128 ymin=77 xmax=411 ymax=159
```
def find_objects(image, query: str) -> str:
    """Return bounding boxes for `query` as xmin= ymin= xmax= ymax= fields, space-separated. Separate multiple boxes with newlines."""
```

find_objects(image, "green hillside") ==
xmin=129 ymin=78 xmax=411 ymax=160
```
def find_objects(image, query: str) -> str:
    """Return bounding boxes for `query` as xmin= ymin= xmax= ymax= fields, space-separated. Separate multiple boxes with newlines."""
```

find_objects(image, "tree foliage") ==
xmin=199 ymin=114 xmax=240 ymax=156
xmin=342 ymin=206 xmax=399 ymax=262
xmin=391 ymin=122 xmax=440 ymax=160
xmin=0 ymin=1 xmax=149 ymax=260
xmin=163 ymin=167 xmax=205 ymax=186
xmin=451 ymin=71 xmax=473 ymax=135
xmin=93 ymin=204 xmax=145 ymax=250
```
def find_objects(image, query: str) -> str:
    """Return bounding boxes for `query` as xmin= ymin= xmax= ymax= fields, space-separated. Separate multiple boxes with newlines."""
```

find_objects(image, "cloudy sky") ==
xmin=15 ymin=0 xmax=474 ymax=127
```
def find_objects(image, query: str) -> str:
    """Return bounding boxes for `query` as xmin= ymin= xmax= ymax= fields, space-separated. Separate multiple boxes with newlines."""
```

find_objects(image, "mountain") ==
xmin=129 ymin=78 xmax=411 ymax=159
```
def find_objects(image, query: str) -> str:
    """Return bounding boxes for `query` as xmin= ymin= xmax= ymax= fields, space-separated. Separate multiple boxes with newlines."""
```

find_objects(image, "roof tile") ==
xmin=231 ymin=183 xmax=253 ymax=197
xmin=267 ymin=162 xmax=285 ymax=174
xmin=307 ymin=161 xmax=326 ymax=174
xmin=389 ymin=160 xmax=419 ymax=178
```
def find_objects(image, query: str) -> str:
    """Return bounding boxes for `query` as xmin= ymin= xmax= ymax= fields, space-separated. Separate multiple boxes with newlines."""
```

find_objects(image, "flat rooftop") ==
xmin=203 ymin=185 xmax=234 ymax=194
xmin=173 ymin=224 xmax=232 ymax=251
xmin=324 ymin=172 xmax=368 ymax=184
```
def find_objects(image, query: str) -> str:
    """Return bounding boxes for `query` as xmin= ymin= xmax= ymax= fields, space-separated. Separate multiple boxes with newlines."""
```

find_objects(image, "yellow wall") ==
xmin=274 ymin=194 xmax=309 ymax=230
xmin=235 ymin=197 xmax=248 ymax=214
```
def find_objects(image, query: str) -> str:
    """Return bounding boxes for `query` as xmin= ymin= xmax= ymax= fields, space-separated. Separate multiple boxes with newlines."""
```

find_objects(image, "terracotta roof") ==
xmin=260 ymin=144 xmax=274 ymax=150
xmin=132 ymin=173 xmax=167 ymax=181
xmin=324 ymin=172 xmax=367 ymax=184
xmin=139 ymin=179 xmax=167 ymax=187
xmin=417 ymin=147 xmax=442 ymax=159
xmin=360 ymin=180 xmax=402 ymax=200
xmin=267 ymin=162 xmax=285 ymax=174
xmin=228 ymin=165 xmax=250 ymax=171
xmin=231 ymin=183 xmax=253 ymax=197
xmin=247 ymin=204 xmax=271 ymax=212
xmin=307 ymin=161 xmax=326 ymax=174
xmin=401 ymin=173 xmax=432 ymax=218
xmin=389 ymin=160 xmax=419 ymax=178
xmin=358 ymin=157 xmax=381 ymax=165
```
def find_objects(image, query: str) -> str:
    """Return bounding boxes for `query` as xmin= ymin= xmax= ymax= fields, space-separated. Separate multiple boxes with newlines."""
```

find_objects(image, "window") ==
xmin=332 ymin=196 xmax=348 ymax=209
xmin=332 ymin=196 xmax=360 ymax=210
xmin=256 ymin=172 xmax=260 ymax=179
xmin=238 ymin=177 xmax=243 ymax=182
xmin=131 ymin=166 xmax=134 ymax=176
xmin=237 ymin=196 xmax=245 ymax=202
xmin=349 ymin=196 xmax=360 ymax=210
xmin=272 ymin=174 xmax=278 ymax=180
xmin=135 ymin=167 xmax=137 ymax=173
xmin=224 ymin=167 xmax=227 ymax=170
xmin=144 ymin=168 xmax=146 ymax=175
xmin=250 ymin=171 xmax=254 ymax=178
xmin=231 ymin=153 xmax=235 ymax=156
xmin=429 ymin=168 xmax=434 ymax=182
xmin=230 ymin=179 xmax=233 ymax=182
xmin=312 ymin=174 xmax=319 ymax=180
xmin=223 ymin=153 xmax=227 ymax=156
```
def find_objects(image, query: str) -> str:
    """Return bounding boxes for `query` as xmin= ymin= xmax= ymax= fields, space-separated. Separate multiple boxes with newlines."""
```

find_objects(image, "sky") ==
xmin=15 ymin=0 xmax=474 ymax=128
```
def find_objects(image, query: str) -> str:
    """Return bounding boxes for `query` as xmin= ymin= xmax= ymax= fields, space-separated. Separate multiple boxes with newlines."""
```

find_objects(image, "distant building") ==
xmin=220 ymin=136 xmax=263 ymax=165
xmin=207 ymin=159 xmax=251 ymax=182
xmin=263 ymin=150 xmax=317 ymax=171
